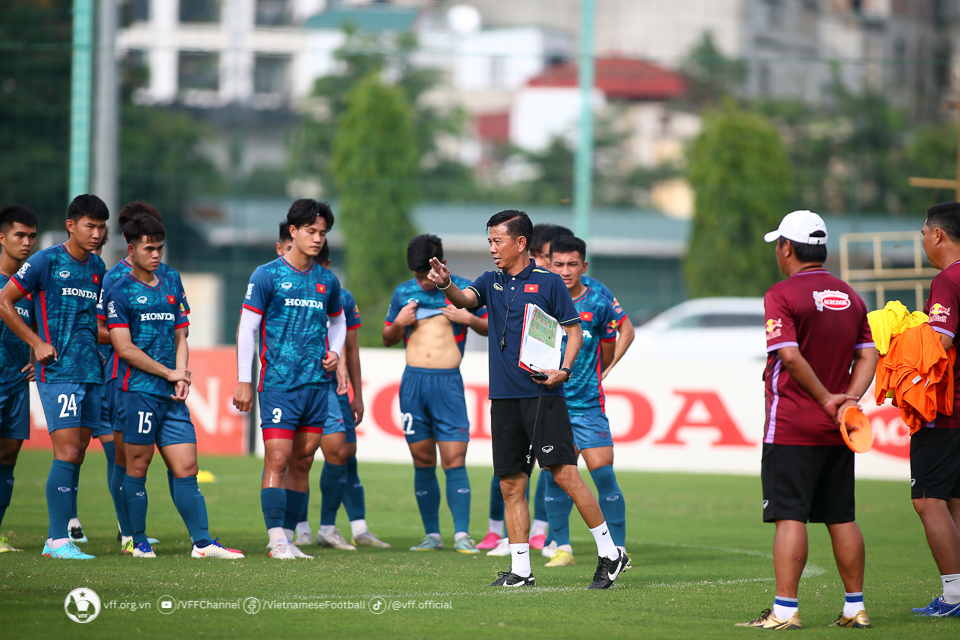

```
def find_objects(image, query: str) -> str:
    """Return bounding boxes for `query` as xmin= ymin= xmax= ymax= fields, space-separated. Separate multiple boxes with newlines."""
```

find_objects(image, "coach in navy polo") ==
xmin=428 ymin=209 xmax=627 ymax=589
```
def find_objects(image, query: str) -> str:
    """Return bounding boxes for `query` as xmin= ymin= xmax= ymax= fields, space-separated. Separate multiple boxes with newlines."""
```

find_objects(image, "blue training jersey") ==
xmin=581 ymin=275 xmax=628 ymax=327
xmin=105 ymin=273 xmax=189 ymax=400
xmin=562 ymin=286 xmax=618 ymax=414
xmin=385 ymin=275 xmax=487 ymax=356
xmin=243 ymin=256 xmax=343 ymax=392
xmin=98 ymin=258 xmax=190 ymax=380
xmin=12 ymin=243 xmax=105 ymax=384
xmin=0 ymin=273 xmax=35 ymax=395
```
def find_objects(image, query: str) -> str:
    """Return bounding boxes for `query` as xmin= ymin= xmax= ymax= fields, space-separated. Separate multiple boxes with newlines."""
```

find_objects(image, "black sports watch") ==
xmin=559 ymin=367 xmax=572 ymax=380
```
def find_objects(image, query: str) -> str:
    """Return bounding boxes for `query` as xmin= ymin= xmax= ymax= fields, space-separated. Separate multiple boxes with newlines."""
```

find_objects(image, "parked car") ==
xmin=626 ymin=297 xmax=767 ymax=361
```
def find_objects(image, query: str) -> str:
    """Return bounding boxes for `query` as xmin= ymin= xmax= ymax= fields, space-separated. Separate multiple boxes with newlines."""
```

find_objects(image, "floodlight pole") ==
xmin=69 ymin=0 xmax=95 ymax=200
xmin=573 ymin=0 xmax=595 ymax=248
xmin=94 ymin=0 xmax=119 ymax=220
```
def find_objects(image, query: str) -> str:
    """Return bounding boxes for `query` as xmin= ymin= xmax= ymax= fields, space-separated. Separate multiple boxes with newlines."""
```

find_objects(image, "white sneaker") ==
xmin=295 ymin=531 xmax=313 ymax=546
xmin=269 ymin=541 xmax=297 ymax=560
xmin=541 ymin=540 xmax=558 ymax=558
xmin=290 ymin=544 xmax=314 ymax=559
xmin=192 ymin=539 xmax=245 ymax=559
xmin=316 ymin=528 xmax=356 ymax=551
xmin=486 ymin=536 xmax=511 ymax=557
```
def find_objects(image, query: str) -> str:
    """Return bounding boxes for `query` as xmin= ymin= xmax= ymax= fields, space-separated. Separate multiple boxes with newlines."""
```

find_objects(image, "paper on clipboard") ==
xmin=519 ymin=303 xmax=562 ymax=373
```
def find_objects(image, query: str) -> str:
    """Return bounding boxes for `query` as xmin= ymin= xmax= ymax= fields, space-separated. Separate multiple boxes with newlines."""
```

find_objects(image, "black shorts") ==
xmin=910 ymin=427 xmax=960 ymax=501
xmin=490 ymin=397 xmax=577 ymax=476
xmin=761 ymin=443 xmax=855 ymax=524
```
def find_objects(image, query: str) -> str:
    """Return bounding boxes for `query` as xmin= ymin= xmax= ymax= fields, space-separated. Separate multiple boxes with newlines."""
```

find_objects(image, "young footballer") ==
xmin=541 ymin=235 xmax=626 ymax=568
xmin=383 ymin=234 xmax=488 ymax=553
xmin=0 ymin=195 xmax=108 ymax=560
xmin=105 ymin=214 xmax=241 ymax=558
xmin=0 ymin=205 xmax=38 ymax=553
xmin=233 ymin=200 xmax=347 ymax=560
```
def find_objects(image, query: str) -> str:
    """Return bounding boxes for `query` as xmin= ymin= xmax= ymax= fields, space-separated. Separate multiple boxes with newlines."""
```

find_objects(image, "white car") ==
xmin=626 ymin=297 xmax=767 ymax=361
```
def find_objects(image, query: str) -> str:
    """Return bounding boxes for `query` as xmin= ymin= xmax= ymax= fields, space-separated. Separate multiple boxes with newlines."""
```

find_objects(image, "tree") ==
xmin=292 ymin=28 xmax=472 ymax=201
xmin=331 ymin=74 xmax=418 ymax=346
xmin=684 ymin=104 xmax=794 ymax=297
xmin=679 ymin=32 xmax=748 ymax=105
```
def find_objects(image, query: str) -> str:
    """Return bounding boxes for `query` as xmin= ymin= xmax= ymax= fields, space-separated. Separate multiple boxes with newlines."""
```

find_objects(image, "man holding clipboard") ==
xmin=427 ymin=209 xmax=628 ymax=589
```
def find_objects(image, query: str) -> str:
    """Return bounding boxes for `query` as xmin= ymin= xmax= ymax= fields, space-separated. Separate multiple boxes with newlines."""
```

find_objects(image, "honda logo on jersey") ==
xmin=524 ymin=284 xmax=539 ymax=293
xmin=316 ymin=284 xmax=326 ymax=293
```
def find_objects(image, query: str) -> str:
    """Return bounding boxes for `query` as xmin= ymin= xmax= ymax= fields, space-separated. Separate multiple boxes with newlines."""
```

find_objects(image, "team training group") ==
xmin=0 ymin=197 xmax=958 ymax=620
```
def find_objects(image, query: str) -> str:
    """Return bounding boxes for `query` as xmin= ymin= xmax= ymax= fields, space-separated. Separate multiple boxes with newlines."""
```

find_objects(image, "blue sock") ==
xmin=173 ymin=476 xmax=211 ymax=544
xmin=543 ymin=469 xmax=572 ymax=547
xmin=122 ymin=474 xmax=148 ymax=545
xmin=444 ymin=466 xmax=471 ymax=534
xmin=69 ymin=462 xmax=80 ymax=520
xmin=261 ymin=487 xmax=286 ymax=531
xmin=300 ymin=488 xmax=311 ymax=524
xmin=285 ymin=489 xmax=308 ymax=531
xmin=46 ymin=460 xmax=76 ymax=540
xmin=101 ymin=440 xmax=115 ymax=496
xmin=319 ymin=462 xmax=347 ymax=527
xmin=489 ymin=475 xmax=504 ymax=521
xmin=167 ymin=469 xmax=175 ymax=503
xmin=590 ymin=465 xmax=626 ymax=547
xmin=0 ymin=462 xmax=14 ymax=530
xmin=533 ymin=471 xmax=547 ymax=522
xmin=111 ymin=464 xmax=131 ymax=537
xmin=414 ymin=466 xmax=441 ymax=535
xmin=343 ymin=455 xmax=366 ymax=521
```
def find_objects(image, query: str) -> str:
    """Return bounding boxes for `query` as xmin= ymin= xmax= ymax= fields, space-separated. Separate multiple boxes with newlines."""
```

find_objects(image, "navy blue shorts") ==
xmin=36 ymin=382 xmax=101 ymax=432
xmin=570 ymin=412 xmax=613 ymax=450
xmin=399 ymin=366 xmax=470 ymax=444
xmin=99 ymin=377 xmax=120 ymax=435
xmin=0 ymin=387 xmax=30 ymax=440
xmin=323 ymin=385 xmax=347 ymax=436
xmin=327 ymin=388 xmax=357 ymax=444
xmin=259 ymin=386 xmax=329 ymax=441
xmin=117 ymin=391 xmax=196 ymax=447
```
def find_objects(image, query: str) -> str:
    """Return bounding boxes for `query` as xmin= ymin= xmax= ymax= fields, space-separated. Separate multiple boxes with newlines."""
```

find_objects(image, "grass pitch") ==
xmin=1 ymin=449 xmax=957 ymax=639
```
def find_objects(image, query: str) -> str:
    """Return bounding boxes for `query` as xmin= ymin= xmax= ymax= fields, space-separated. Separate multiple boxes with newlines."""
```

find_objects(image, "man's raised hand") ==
xmin=427 ymin=257 xmax=451 ymax=288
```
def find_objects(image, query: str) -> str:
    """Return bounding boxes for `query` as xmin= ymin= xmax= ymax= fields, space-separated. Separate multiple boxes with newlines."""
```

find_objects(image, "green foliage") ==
xmin=0 ymin=1 xmax=72 ymax=231
xmin=292 ymin=28 xmax=472 ymax=200
xmin=685 ymin=105 xmax=794 ymax=297
xmin=903 ymin=122 xmax=958 ymax=213
xmin=679 ymin=32 xmax=748 ymax=105
xmin=331 ymin=75 xmax=418 ymax=346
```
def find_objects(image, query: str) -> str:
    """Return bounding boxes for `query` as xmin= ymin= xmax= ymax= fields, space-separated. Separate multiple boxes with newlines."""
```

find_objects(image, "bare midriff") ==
xmin=405 ymin=314 xmax=463 ymax=369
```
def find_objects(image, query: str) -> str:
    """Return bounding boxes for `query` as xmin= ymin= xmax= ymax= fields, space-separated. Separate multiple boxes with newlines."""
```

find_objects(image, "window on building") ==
xmin=255 ymin=0 xmax=292 ymax=26
xmin=122 ymin=49 xmax=149 ymax=91
xmin=893 ymin=38 xmax=907 ymax=85
xmin=125 ymin=0 xmax=149 ymax=22
xmin=180 ymin=0 xmax=221 ymax=23
xmin=178 ymin=52 xmax=220 ymax=91
xmin=490 ymin=56 xmax=506 ymax=88
xmin=254 ymin=54 xmax=291 ymax=95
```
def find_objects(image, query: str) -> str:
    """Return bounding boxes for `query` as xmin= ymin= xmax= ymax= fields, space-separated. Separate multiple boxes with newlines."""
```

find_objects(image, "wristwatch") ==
xmin=559 ymin=367 xmax=572 ymax=380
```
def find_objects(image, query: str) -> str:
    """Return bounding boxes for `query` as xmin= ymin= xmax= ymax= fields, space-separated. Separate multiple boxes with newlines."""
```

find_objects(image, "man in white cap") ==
xmin=737 ymin=210 xmax=878 ymax=629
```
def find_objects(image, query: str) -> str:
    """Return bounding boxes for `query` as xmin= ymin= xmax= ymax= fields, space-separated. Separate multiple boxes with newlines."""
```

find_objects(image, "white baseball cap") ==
xmin=764 ymin=210 xmax=828 ymax=245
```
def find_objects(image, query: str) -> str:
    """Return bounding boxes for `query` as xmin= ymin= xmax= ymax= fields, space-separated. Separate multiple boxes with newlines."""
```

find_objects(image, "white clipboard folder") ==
xmin=518 ymin=303 xmax=562 ymax=374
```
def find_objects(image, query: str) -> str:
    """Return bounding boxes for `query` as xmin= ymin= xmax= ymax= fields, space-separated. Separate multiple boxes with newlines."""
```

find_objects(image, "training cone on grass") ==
xmin=840 ymin=406 xmax=872 ymax=453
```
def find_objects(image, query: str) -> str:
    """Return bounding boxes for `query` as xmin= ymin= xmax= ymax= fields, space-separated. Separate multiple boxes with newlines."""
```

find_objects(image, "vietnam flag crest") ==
xmin=580 ymin=311 xmax=593 ymax=321
xmin=524 ymin=284 xmax=539 ymax=293
xmin=167 ymin=295 xmax=176 ymax=305
xmin=92 ymin=274 xmax=100 ymax=284
xmin=316 ymin=284 xmax=326 ymax=293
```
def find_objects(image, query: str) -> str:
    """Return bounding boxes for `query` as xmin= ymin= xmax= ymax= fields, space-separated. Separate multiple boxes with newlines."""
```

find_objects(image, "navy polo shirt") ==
xmin=467 ymin=259 xmax=580 ymax=399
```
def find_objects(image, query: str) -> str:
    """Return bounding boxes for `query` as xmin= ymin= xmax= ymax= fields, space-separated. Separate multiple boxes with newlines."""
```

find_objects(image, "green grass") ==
xmin=0 ymin=449 xmax=957 ymax=638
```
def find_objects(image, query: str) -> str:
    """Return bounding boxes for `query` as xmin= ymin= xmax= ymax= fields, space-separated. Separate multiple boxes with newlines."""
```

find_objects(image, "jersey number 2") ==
xmin=57 ymin=394 xmax=78 ymax=418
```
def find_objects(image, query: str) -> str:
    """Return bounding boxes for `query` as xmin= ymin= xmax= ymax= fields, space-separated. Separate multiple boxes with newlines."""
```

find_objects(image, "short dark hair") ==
xmin=549 ymin=235 xmax=586 ymax=261
xmin=0 ymin=205 xmax=38 ymax=234
xmin=778 ymin=231 xmax=827 ymax=263
xmin=123 ymin=214 xmax=166 ymax=245
xmin=287 ymin=199 xmax=334 ymax=231
xmin=407 ymin=234 xmax=443 ymax=272
xmin=278 ymin=221 xmax=292 ymax=243
xmin=925 ymin=202 xmax=960 ymax=244
xmin=67 ymin=194 xmax=109 ymax=223
xmin=314 ymin=240 xmax=330 ymax=265
xmin=118 ymin=201 xmax=160 ymax=237
xmin=538 ymin=224 xmax=574 ymax=254
xmin=486 ymin=210 xmax=532 ymax=248
xmin=530 ymin=224 xmax=553 ymax=255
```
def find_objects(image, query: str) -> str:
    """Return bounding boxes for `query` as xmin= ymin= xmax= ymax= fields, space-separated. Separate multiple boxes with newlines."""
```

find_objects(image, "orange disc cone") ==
xmin=841 ymin=406 xmax=873 ymax=453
